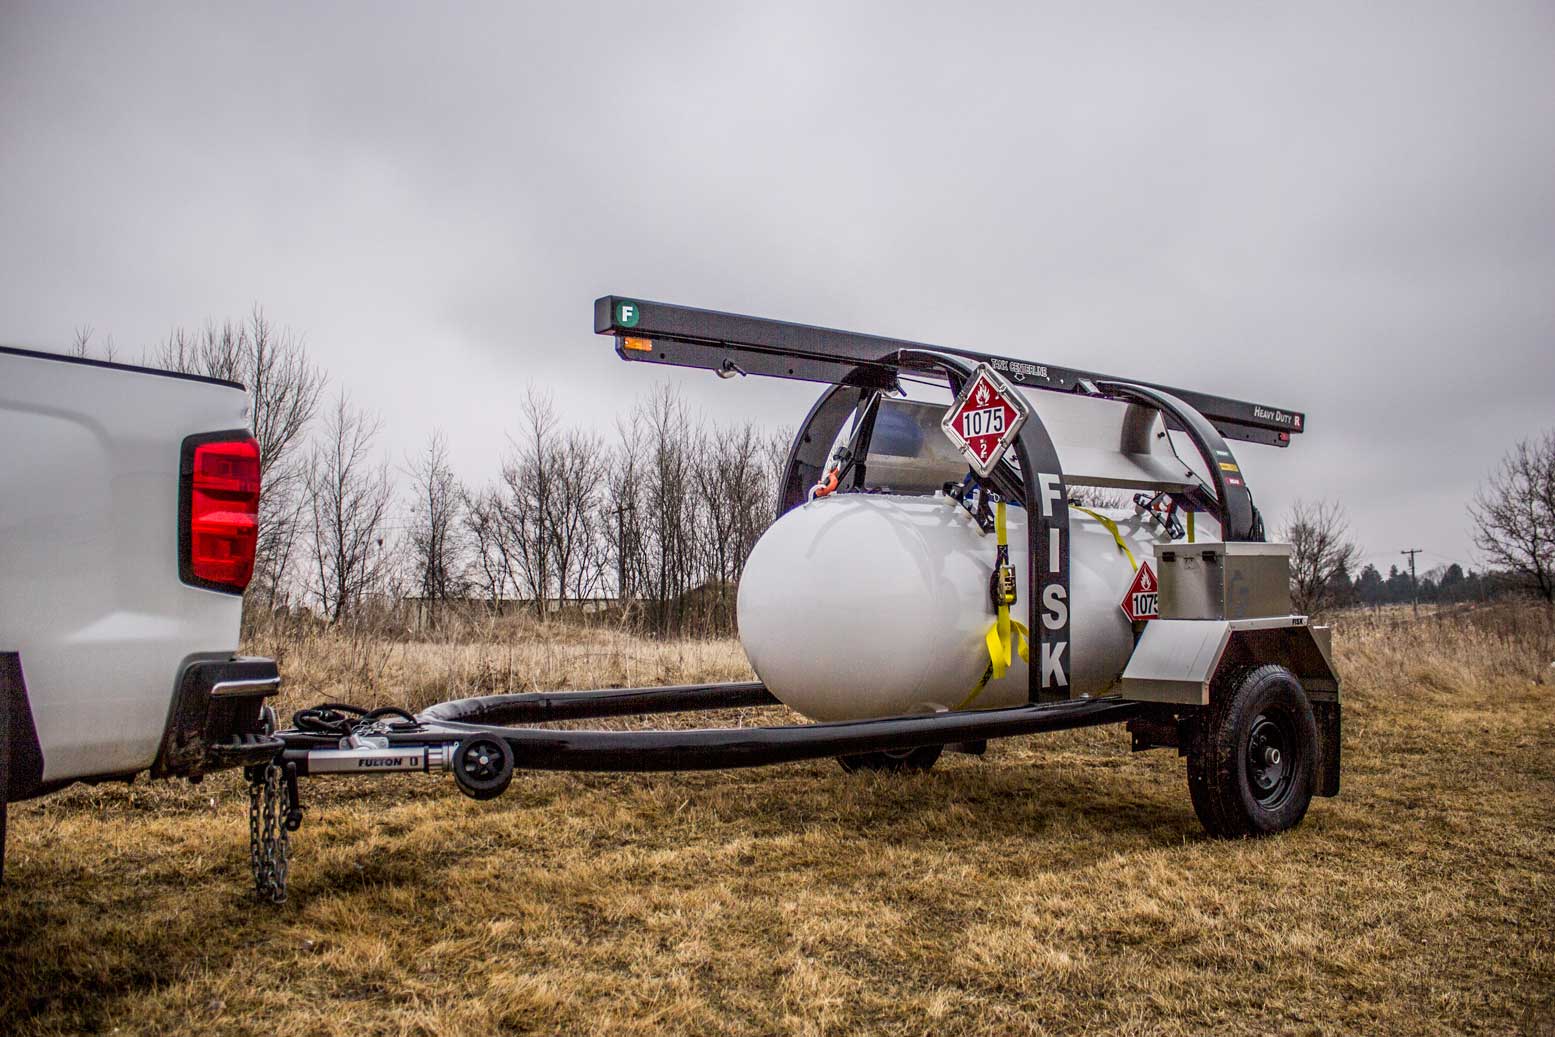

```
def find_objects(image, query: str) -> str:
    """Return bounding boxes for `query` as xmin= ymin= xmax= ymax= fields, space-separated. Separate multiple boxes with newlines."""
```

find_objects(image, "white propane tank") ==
xmin=737 ymin=493 xmax=1170 ymax=721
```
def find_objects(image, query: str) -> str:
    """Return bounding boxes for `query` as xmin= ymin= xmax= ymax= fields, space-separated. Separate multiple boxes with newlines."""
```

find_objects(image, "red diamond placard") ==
xmin=940 ymin=363 xmax=1030 ymax=477
xmin=1120 ymin=561 xmax=1160 ymax=623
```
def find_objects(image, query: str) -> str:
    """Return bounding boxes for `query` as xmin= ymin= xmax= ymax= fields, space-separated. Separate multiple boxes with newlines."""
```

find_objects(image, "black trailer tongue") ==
xmin=250 ymin=683 xmax=1143 ymax=902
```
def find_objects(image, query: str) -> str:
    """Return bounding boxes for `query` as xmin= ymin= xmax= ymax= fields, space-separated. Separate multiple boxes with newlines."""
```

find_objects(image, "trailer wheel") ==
xmin=1187 ymin=665 xmax=1317 ymax=838
xmin=837 ymin=745 xmax=942 ymax=773
xmin=452 ymin=736 xmax=515 ymax=800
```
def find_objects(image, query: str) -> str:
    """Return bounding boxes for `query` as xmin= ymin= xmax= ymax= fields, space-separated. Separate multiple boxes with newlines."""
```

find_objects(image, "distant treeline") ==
xmin=1336 ymin=561 xmax=1507 ymax=609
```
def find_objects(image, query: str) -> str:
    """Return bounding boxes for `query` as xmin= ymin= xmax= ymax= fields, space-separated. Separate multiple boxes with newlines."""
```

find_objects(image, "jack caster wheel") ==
xmin=837 ymin=745 xmax=942 ymax=774
xmin=1188 ymin=665 xmax=1318 ymax=838
xmin=452 ymin=735 xmax=515 ymax=800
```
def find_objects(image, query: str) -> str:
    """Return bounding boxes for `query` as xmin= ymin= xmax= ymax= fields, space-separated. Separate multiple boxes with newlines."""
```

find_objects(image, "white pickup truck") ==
xmin=0 ymin=346 xmax=280 ymax=880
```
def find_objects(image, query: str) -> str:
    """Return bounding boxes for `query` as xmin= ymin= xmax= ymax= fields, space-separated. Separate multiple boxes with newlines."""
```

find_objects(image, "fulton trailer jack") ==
xmin=244 ymin=295 xmax=1340 ymax=902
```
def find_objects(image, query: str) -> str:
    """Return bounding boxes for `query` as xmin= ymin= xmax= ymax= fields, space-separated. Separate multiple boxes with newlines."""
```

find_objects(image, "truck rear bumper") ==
xmin=152 ymin=656 xmax=280 ymax=779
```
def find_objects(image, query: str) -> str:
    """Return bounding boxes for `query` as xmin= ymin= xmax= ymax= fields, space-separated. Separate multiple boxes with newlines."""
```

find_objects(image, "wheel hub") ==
xmin=465 ymin=751 xmax=499 ymax=781
xmin=1246 ymin=713 xmax=1294 ymax=806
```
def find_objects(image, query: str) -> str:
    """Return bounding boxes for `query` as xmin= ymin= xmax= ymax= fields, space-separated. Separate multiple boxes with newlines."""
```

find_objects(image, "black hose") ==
xmin=291 ymin=703 xmax=421 ymax=737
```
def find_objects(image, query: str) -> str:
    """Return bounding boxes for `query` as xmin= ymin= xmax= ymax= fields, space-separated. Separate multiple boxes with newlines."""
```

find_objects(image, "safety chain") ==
xmin=247 ymin=760 xmax=290 ymax=903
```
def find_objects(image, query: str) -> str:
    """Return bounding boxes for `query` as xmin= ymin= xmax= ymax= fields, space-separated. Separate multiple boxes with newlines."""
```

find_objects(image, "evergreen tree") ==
xmin=1355 ymin=564 xmax=1385 ymax=606
xmin=1440 ymin=563 xmax=1465 ymax=602
xmin=1385 ymin=564 xmax=1412 ymax=603
xmin=1328 ymin=559 xmax=1355 ymax=608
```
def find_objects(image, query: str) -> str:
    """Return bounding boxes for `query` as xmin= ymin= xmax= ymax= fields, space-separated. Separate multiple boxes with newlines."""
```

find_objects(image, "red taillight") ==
xmin=184 ymin=435 xmax=260 ymax=592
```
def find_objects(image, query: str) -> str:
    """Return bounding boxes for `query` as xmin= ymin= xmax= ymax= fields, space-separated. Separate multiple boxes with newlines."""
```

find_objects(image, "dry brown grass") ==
xmin=3 ymin=608 xmax=1552 ymax=1036
xmin=247 ymin=614 xmax=758 ymax=716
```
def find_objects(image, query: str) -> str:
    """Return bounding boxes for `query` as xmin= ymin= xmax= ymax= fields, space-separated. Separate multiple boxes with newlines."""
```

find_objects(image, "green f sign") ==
xmin=616 ymin=300 xmax=640 ymax=328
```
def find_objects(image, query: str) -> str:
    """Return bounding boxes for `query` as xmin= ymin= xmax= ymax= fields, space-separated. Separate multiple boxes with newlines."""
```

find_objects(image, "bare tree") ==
xmin=565 ymin=507 xmax=609 ymax=607
xmin=1470 ymin=430 xmax=1555 ymax=602
xmin=68 ymin=326 xmax=116 ymax=361
xmin=462 ymin=484 xmax=515 ymax=611
xmin=156 ymin=319 xmax=242 ymax=380
xmin=406 ymin=430 xmax=466 ymax=627
xmin=252 ymin=490 xmax=308 ymax=612
xmin=635 ymin=387 xmax=701 ymax=634
xmin=604 ymin=433 xmax=646 ymax=618
xmin=246 ymin=311 xmax=328 ymax=494
xmin=549 ymin=428 xmax=610 ymax=608
xmin=764 ymin=426 xmax=793 ymax=508
xmin=601 ymin=410 xmax=787 ymax=635
xmin=155 ymin=311 xmax=327 ymax=486
xmin=306 ymin=393 xmax=394 ymax=622
xmin=695 ymin=422 xmax=774 ymax=629
xmin=499 ymin=389 xmax=560 ymax=618
xmin=154 ymin=308 xmax=326 ymax=611
xmin=1282 ymin=499 xmax=1361 ymax=618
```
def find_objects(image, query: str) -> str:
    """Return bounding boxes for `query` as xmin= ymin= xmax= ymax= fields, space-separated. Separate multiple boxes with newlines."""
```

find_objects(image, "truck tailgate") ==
xmin=1 ymin=350 xmax=250 ymax=782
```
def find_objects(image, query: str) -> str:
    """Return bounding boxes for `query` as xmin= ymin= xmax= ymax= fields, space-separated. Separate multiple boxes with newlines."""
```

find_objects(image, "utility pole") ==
xmin=1401 ymin=548 xmax=1422 ymax=618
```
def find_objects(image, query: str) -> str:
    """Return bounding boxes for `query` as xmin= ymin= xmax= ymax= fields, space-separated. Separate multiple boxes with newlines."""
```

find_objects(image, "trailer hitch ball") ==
xmin=452 ymin=735 xmax=515 ymax=800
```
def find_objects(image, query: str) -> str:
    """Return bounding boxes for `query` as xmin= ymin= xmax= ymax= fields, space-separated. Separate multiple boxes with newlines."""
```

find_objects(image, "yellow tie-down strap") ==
xmin=1071 ymin=505 xmax=1138 ymax=570
xmin=956 ymin=500 xmax=1030 ymax=711
xmin=957 ymin=502 xmax=1145 ymax=711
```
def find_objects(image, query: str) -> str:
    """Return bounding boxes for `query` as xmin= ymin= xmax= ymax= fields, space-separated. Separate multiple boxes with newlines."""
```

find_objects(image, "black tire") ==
xmin=452 ymin=736 xmax=515 ymax=800
xmin=837 ymin=745 xmax=942 ymax=773
xmin=1187 ymin=665 xmax=1318 ymax=838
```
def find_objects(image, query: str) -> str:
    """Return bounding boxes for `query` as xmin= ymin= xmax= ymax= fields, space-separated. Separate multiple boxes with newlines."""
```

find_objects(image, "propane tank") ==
xmin=737 ymin=493 xmax=1168 ymax=721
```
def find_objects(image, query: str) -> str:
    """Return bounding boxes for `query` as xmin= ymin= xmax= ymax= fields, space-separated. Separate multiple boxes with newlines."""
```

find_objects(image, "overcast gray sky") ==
xmin=3 ymin=1 xmax=1551 ymax=574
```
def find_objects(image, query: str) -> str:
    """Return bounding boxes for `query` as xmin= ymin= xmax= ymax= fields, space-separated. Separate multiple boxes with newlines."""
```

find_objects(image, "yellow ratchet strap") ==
xmin=1071 ymin=505 xmax=1137 ymax=570
xmin=955 ymin=501 xmax=1030 ymax=711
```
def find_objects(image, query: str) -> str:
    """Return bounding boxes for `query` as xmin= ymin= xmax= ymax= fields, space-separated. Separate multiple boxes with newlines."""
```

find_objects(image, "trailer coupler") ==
xmin=299 ymin=739 xmax=456 ymax=776
xmin=283 ymin=734 xmax=512 ymax=799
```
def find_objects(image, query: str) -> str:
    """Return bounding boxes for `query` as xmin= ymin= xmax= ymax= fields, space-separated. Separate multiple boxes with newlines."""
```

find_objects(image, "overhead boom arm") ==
xmin=594 ymin=295 xmax=1305 ymax=447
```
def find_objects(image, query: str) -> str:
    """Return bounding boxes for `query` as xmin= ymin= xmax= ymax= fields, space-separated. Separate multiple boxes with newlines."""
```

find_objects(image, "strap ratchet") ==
xmin=955 ymin=500 xmax=1030 ymax=711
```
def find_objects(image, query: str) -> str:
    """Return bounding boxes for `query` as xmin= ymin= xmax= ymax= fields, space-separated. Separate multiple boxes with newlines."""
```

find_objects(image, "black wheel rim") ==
xmin=462 ymin=741 xmax=502 ymax=784
xmin=1246 ymin=712 xmax=1295 ymax=808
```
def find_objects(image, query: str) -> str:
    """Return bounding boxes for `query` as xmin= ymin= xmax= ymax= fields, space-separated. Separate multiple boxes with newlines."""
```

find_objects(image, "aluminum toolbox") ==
xmin=1155 ymin=541 xmax=1292 ymax=620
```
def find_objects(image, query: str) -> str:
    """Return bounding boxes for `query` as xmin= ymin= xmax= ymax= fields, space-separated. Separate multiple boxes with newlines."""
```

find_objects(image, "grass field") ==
xmin=2 ymin=608 xmax=1552 ymax=1035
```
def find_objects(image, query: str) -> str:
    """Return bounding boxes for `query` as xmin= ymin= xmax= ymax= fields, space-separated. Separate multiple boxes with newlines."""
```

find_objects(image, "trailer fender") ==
xmin=1119 ymin=618 xmax=1340 ymax=796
